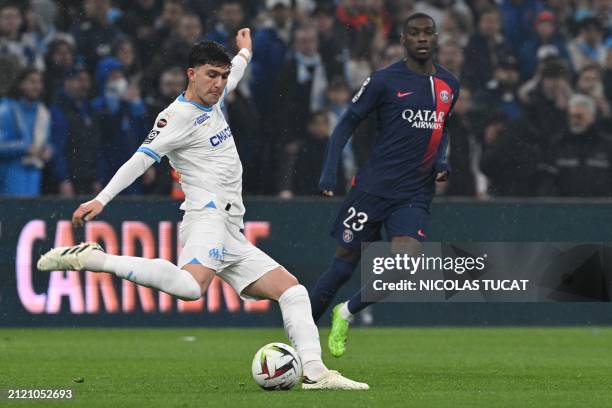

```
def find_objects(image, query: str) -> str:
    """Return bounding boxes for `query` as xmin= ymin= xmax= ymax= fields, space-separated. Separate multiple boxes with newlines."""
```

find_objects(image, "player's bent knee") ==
xmin=335 ymin=245 xmax=360 ymax=263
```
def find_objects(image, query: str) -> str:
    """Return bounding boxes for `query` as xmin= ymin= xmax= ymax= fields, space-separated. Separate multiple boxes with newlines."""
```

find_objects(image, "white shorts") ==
xmin=178 ymin=208 xmax=280 ymax=300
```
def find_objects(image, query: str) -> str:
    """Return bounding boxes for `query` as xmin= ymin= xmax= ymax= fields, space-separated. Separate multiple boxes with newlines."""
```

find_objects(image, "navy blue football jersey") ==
xmin=349 ymin=60 xmax=460 ymax=199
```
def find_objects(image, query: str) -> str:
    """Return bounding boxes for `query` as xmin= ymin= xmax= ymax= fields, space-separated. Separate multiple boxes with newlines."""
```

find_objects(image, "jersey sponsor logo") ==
xmin=352 ymin=77 xmax=370 ymax=103
xmin=401 ymin=109 xmax=445 ymax=129
xmin=156 ymin=118 xmax=167 ymax=128
xmin=143 ymin=130 xmax=160 ymax=144
xmin=439 ymin=90 xmax=451 ymax=104
xmin=397 ymin=91 xmax=414 ymax=98
xmin=193 ymin=113 xmax=210 ymax=126
xmin=210 ymin=126 xmax=233 ymax=147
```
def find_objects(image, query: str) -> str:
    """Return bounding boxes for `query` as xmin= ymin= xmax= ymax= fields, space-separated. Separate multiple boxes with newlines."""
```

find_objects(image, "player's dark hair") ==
xmin=188 ymin=41 xmax=232 ymax=69
xmin=403 ymin=13 xmax=436 ymax=33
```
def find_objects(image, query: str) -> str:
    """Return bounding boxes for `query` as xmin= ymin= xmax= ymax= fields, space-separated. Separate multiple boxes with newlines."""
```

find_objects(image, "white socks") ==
xmin=85 ymin=251 xmax=201 ymax=300
xmin=339 ymin=301 xmax=354 ymax=322
xmin=278 ymin=285 xmax=328 ymax=381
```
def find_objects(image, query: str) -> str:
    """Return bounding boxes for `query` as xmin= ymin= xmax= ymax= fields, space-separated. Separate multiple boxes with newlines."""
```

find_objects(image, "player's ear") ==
xmin=186 ymin=67 xmax=195 ymax=82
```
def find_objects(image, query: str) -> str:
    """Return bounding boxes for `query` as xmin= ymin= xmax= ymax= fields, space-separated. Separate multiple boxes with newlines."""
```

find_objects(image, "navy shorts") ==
xmin=331 ymin=188 xmax=431 ymax=250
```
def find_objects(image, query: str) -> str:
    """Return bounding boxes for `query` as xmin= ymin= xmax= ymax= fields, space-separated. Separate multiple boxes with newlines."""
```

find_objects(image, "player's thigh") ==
xmin=217 ymin=232 xmax=283 ymax=301
xmin=181 ymin=263 xmax=217 ymax=293
xmin=385 ymin=205 xmax=431 ymax=243
xmin=331 ymin=189 xmax=385 ymax=251
xmin=178 ymin=209 xmax=229 ymax=272
xmin=242 ymin=266 xmax=299 ymax=301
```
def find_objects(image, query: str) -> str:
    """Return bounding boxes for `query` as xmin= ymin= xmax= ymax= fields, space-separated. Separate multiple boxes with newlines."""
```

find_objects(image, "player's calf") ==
xmin=37 ymin=243 xmax=203 ymax=301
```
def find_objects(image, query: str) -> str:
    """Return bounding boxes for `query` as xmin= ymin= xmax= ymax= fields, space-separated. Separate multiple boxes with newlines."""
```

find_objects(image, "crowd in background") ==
xmin=0 ymin=0 xmax=610 ymax=199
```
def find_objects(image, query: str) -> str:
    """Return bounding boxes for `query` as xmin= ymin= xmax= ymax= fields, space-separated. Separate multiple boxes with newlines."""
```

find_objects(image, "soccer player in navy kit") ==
xmin=310 ymin=13 xmax=460 ymax=357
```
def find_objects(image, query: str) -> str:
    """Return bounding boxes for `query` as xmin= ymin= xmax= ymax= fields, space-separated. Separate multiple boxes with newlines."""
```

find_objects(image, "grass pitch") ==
xmin=1 ymin=327 xmax=611 ymax=407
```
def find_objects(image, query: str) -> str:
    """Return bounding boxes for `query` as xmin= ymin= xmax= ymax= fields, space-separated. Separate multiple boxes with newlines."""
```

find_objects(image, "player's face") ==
xmin=401 ymin=18 xmax=438 ymax=62
xmin=188 ymin=64 xmax=231 ymax=106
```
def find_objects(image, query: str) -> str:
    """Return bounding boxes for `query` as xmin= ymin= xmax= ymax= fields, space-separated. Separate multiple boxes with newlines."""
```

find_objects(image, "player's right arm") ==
xmin=319 ymin=74 xmax=384 ymax=196
xmin=72 ymin=152 xmax=155 ymax=226
xmin=72 ymin=109 xmax=192 ymax=226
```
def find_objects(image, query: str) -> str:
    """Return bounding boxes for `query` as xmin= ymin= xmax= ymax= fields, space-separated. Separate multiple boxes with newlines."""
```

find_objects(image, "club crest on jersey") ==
xmin=342 ymin=229 xmax=354 ymax=243
xmin=440 ymin=90 xmax=451 ymax=104
xmin=193 ymin=113 xmax=210 ymax=126
xmin=143 ymin=130 xmax=160 ymax=144
xmin=157 ymin=118 xmax=167 ymax=128
xmin=401 ymin=109 xmax=445 ymax=129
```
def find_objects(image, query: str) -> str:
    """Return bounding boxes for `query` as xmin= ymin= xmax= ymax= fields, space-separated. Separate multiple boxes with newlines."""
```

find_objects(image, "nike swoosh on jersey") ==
xmin=397 ymin=91 xmax=414 ymax=98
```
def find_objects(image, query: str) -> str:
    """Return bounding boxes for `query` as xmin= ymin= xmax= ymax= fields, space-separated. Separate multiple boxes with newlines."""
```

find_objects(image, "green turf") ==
xmin=1 ymin=327 xmax=611 ymax=407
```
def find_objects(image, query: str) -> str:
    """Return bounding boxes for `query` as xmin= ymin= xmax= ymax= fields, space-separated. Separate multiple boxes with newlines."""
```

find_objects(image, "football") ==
xmin=251 ymin=342 xmax=303 ymax=390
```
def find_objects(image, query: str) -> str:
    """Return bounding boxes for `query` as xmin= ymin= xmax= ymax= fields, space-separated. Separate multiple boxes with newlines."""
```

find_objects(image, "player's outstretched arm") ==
xmin=319 ymin=110 xmax=363 ymax=196
xmin=72 ymin=152 xmax=156 ymax=226
xmin=225 ymin=28 xmax=252 ymax=94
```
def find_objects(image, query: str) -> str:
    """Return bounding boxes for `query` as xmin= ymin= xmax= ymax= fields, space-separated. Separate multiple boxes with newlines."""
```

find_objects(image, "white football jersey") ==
xmin=138 ymin=91 xmax=246 ymax=227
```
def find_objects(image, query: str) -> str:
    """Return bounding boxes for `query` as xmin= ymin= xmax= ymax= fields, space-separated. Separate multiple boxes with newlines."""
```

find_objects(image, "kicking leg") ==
xmin=37 ymin=242 xmax=213 ymax=300
xmin=309 ymin=245 xmax=360 ymax=321
xmin=243 ymin=267 xmax=368 ymax=390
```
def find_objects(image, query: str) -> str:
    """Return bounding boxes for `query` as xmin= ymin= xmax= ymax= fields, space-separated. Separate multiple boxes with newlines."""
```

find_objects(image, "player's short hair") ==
xmin=403 ymin=12 xmax=436 ymax=33
xmin=188 ymin=41 xmax=232 ymax=69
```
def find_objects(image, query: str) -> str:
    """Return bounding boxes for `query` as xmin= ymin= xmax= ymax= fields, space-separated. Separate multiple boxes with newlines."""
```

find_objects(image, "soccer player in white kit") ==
xmin=37 ymin=29 xmax=368 ymax=390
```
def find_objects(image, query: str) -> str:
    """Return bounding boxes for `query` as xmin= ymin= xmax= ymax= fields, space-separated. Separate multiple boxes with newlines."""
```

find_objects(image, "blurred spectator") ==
xmin=116 ymin=0 xmax=162 ymax=60
xmin=574 ymin=64 xmax=611 ymax=122
xmin=206 ymin=0 xmax=245 ymax=52
xmin=567 ymin=16 xmax=607 ymax=71
xmin=605 ymin=42 xmax=612 ymax=101
xmin=462 ymin=6 xmax=514 ymax=92
xmin=325 ymin=77 xmax=356 ymax=186
xmin=92 ymin=57 xmax=147 ymax=195
xmin=438 ymin=8 xmax=472 ymax=47
xmin=518 ymin=10 xmax=570 ymax=81
xmin=274 ymin=25 xmax=329 ymax=148
xmin=437 ymin=39 xmax=465 ymax=78
xmin=499 ymin=0 xmax=543 ymax=54
xmin=22 ymin=0 xmax=59 ymax=67
xmin=444 ymin=86 xmax=485 ymax=197
xmin=142 ymin=65 xmax=183 ymax=197
xmin=480 ymin=113 xmax=542 ymax=196
xmin=279 ymin=111 xmax=345 ymax=197
xmin=0 ymin=2 xmax=42 ymax=69
xmin=250 ymin=0 xmax=294 ymax=117
xmin=546 ymin=94 xmax=612 ymax=196
xmin=43 ymin=36 xmax=76 ymax=103
xmin=522 ymin=58 xmax=572 ymax=147
xmin=313 ymin=4 xmax=349 ymax=81
xmin=376 ymin=42 xmax=405 ymax=69
xmin=224 ymin=80 xmax=262 ymax=195
xmin=0 ymin=68 xmax=52 ymax=196
xmin=473 ymin=54 xmax=524 ymax=124
xmin=71 ymin=0 xmax=123 ymax=70
xmin=48 ymin=67 xmax=102 ymax=196
xmin=145 ymin=66 xmax=185 ymax=120
xmin=147 ymin=13 xmax=202 ymax=92
xmin=112 ymin=37 xmax=141 ymax=83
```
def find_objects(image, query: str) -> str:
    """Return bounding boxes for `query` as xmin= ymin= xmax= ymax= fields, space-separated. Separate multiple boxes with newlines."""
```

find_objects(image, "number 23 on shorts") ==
xmin=343 ymin=206 xmax=368 ymax=231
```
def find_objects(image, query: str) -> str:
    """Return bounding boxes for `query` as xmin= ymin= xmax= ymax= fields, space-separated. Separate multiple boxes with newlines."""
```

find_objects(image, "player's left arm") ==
xmin=225 ymin=28 xmax=252 ymax=95
xmin=435 ymin=86 xmax=460 ymax=182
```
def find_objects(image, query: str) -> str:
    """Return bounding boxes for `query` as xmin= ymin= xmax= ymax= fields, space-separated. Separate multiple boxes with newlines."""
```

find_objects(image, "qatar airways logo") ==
xmin=402 ymin=109 xmax=445 ymax=129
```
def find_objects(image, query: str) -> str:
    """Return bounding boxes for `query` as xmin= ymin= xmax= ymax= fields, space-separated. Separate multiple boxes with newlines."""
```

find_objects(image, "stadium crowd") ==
xmin=0 ymin=0 xmax=610 ymax=198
